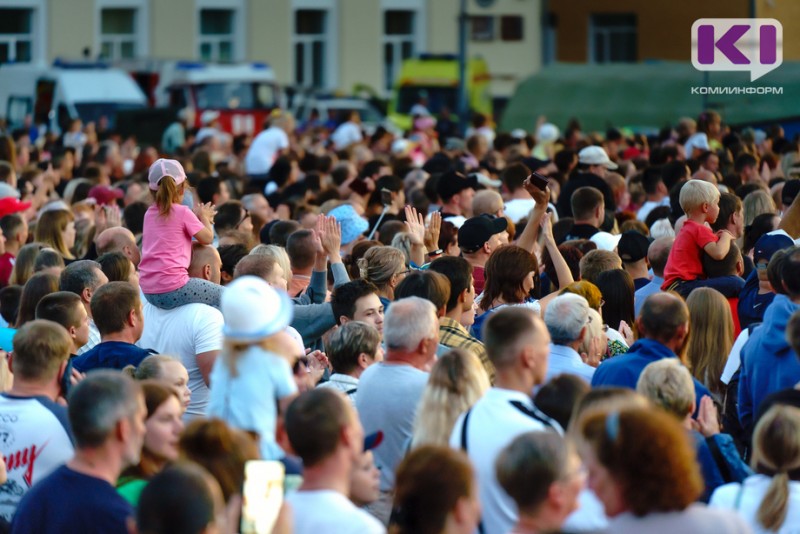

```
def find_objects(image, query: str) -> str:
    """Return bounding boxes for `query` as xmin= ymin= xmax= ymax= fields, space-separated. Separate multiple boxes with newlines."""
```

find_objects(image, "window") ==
xmin=470 ymin=16 xmax=494 ymax=42
xmin=383 ymin=10 xmax=415 ymax=90
xmin=100 ymin=8 xmax=137 ymax=60
xmin=199 ymin=8 xmax=235 ymax=62
xmin=294 ymin=9 xmax=327 ymax=88
xmin=590 ymin=14 xmax=637 ymax=63
xmin=500 ymin=15 xmax=523 ymax=41
xmin=0 ymin=8 xmax=33 ymax=64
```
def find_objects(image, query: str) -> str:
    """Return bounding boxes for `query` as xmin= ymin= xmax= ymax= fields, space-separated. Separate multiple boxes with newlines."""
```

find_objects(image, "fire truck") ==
xmin=125 ymin=60 xmax=283 ymax=136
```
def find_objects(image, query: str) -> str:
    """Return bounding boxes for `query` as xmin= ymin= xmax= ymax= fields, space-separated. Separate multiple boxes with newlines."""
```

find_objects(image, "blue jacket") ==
xmin=737 ymin=270 xmax=775 ymax=329
xmin=72 ymin=341 xmax=157 ymax=373
xmin=693 ymin=431 xmax=752 ymax=502
xmin=592 ymin=338 xmax=711 ymax=407
xmin=738 ymin=294 xmax=800 ymax=431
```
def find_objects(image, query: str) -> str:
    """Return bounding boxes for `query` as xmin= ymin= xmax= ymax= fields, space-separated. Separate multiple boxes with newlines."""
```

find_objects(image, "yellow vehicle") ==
xmin=388 ymin=54 xmax=492 ymax=132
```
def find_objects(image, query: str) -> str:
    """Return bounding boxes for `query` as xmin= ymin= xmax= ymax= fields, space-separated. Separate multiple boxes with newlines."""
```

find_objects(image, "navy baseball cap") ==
xmin=754 ymin=232 xmax=794 ymax=263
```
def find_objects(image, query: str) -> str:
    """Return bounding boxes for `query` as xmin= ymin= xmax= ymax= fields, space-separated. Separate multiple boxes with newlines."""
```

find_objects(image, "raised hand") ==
xmin=404 ymin=205 xmax=425 ymax=247
xmin=318 ymin=216 xmax=342 ymax=261
xmin=694 ymin=395 xmax=721 ymax=437
xmin=522 ymin=176 xmax=551 ymax=207
xmin=424 ymin=211 xmax=442 ymax=253
xmin=194 ymin=202 xmax=217 ymax=223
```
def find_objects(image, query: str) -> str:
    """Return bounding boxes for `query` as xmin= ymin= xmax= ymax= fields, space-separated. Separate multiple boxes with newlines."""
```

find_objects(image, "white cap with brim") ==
xmin=590 ymin=231 xmax=622 ymax=251
xmin=222 ymin=276 xmax=294 ymax=343
xmin=579 ymin=146 xmax=618 ymax=170
xmin=0 ymin=183 xmax=19 ymax=200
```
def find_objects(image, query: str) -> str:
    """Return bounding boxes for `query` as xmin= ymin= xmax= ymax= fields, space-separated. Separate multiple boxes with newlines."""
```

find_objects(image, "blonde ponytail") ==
xmin=757 ymin=472 xmax=790 ymax=531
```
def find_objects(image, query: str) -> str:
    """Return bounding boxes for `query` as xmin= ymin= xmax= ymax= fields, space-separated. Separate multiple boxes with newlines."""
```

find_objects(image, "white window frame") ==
xmin=588 ymin=14 xmax=636 ymax=64
xmin=196 ymin=0 xmax=245 ymax=62
xmin=292 ymin=0 xmax=337 ymax=91
xmin=95 ymin=0 xmax=148 ymax=61
xmin=382 ymin=0 xmax=425 ymax=95
xmin=0 ymin=0 xmax=46 ymax=64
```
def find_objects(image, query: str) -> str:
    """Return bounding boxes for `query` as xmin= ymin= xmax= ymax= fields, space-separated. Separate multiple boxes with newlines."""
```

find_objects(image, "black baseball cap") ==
xmin=617 ymin=231 xmax=650 ymax=262
xmin=437 ymin=171 xmax=478 ymax=202
xmin=458 ymin=215 xmax=508 ymax=253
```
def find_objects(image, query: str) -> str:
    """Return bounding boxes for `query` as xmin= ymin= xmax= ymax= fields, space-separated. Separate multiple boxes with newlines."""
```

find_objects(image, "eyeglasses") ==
xmin=599 ymin=299 xmax=606 ymax=308
xmin=235 ymin=209 xmax=251 ymax=229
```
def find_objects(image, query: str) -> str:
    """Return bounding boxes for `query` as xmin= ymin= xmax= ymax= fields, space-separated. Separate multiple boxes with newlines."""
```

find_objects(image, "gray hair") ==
xmin=544 ymin=293 xmax=589 ymax=345
xmin=67 ymin=370 xmax=142 ymax=449
xmin=59 ymin=259 xmax=104 ymax=295
xmin=384 ymin=296 xmax=438 ymax=352
xmin=325 ymin=321 xmax=382 ymax=375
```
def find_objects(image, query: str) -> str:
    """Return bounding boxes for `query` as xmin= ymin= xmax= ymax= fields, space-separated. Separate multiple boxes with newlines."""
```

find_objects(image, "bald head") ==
xmin=96 ymin=227 xmax=140 ymax=267
xmin=189 ymin=244 xmax=222 ymax=285
xmin=647 ymin=236 xmax=674 ymax=278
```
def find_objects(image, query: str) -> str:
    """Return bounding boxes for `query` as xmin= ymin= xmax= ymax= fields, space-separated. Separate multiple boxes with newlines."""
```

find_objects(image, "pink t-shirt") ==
xmin=139 ymin=204 xmax=205 ymax=294
xmin=662 ymin=220 xmax=718 ymax=288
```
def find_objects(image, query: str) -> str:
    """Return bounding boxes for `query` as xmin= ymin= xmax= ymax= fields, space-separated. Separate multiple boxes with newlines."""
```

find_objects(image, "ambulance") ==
xmin=0 ymin=60 xmax=147 ymax=135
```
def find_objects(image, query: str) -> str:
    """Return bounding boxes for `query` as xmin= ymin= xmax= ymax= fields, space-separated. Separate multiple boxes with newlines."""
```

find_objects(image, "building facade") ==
xmin=547 ymin=0 xmax=800 ymax=64
xmin=0 ymin=0 xmax=542 ymax=98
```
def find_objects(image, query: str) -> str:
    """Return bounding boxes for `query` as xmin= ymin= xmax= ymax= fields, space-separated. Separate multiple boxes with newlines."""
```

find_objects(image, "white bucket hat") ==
xmin=221 ymin=276 xmax=294 ymax=342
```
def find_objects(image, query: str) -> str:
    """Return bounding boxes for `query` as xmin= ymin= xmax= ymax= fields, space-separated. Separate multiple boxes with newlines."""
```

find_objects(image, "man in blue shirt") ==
xmin=634 ymin=236 xmax=672 ymax=317
xmin=592 ymin=292 xmax=711 ymax=405
xmin=11 ymin=371 xmax=146 ymax=534
xmin=72 ymin=282 xmax=156 ymax=373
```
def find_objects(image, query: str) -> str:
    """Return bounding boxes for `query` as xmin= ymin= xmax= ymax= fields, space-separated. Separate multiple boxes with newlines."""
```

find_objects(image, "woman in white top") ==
xmin=710 ymin=404 xmax=800 ymax=533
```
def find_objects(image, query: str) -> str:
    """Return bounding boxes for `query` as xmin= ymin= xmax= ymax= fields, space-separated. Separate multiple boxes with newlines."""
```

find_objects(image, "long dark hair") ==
xmin=480 ymin=246 xmax=539 ymax=311
xmin=595 ymin=269 xmax=636 ymax=334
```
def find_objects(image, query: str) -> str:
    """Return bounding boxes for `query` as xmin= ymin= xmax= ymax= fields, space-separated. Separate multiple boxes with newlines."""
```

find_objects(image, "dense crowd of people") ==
xmin=0 ymin=104 xmax=798 ymax=533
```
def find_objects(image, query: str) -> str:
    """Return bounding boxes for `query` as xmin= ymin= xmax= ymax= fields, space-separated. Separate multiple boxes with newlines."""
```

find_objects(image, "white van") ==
xmin=0 ymin=60 xmax=147 ymax=135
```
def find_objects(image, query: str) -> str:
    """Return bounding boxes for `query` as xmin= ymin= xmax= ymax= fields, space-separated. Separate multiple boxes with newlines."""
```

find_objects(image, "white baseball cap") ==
xmin=222 ymin=276 xmax=294 ymax=343
xmin=579 ymin=146 xmax=618 ymax=170
xmin=590 ymin=231 xmax=622 ymax=251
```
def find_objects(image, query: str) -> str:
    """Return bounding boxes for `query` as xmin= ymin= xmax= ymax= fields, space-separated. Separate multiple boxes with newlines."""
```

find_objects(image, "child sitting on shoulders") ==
xmin=662 ymin=179 xmax=735 ymax=297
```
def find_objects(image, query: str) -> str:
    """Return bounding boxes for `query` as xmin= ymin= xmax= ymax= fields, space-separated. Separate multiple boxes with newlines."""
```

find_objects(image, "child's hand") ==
xmin=194 ymin=202 xmax=217 ymax=223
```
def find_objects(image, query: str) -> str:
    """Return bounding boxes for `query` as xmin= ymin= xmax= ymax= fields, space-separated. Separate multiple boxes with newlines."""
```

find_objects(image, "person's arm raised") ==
xmin=540 ymin=212 xmax=574 ymax=289
xmin=515 ymin=178 xmax=551 ymax=254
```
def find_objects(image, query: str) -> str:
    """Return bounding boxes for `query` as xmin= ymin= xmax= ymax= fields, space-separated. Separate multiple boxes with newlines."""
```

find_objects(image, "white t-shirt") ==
xmin=0 ymin=394 xmax=74 ymax=522
xmin=207 ymin=346 xmax=297 ymax=460
xmin=330 ymin=121 xmax=363 ymax=150
xmin=636 ymin=197 xmax=671 ymax=222
xmin=138 ymin=301 xmax=223 ymax=419
xmin=245 ymin=127 xmax=289 ymax=175
xmin=504 ymin=198 xmax=535 ymax=224
xmin=286 ymin=490 xmax=386 ymax=534
xmin=449 ymin=388 xmax=559 ymax=534
xmin=710 ymin=475 xmax=800 ymax=534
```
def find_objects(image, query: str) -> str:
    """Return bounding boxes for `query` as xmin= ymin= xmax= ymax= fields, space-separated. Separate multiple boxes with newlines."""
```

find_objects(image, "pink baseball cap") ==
xmin=148 ymin=158 xmax=187 ymax=191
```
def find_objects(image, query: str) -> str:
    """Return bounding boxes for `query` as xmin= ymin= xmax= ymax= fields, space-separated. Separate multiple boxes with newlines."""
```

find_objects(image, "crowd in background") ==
xmin=0 ymin=104 xmax=798 ymax=533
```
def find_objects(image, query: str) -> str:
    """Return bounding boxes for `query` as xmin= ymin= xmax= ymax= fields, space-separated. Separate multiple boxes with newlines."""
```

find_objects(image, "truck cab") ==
xmin=132 ymin=61 xmax=282 ymax=136
xmin=388 ymin=54 xmax=492 ymax=132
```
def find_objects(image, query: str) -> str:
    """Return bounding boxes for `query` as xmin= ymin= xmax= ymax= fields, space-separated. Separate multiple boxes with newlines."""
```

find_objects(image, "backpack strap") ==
xmin=458 ymin=409 xmax=486 ymax=534
xmin=509 ymin=400 xmax=564 ymax=435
